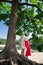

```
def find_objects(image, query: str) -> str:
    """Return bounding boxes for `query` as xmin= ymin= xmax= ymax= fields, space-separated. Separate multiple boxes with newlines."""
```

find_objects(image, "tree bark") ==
xmin=0 ymin=0 xmax=18 ymax=65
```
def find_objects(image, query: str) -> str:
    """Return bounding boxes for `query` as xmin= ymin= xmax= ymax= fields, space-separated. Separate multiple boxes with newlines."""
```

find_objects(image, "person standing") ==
xmin=20 ymin=35 xmax=31 ymax=57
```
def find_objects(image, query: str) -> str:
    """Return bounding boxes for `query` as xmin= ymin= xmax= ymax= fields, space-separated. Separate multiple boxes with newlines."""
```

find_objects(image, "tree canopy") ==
xmin=0 ymin=0 xmax=43 ymax=65
xmin=0 ymin=0 xmax=43 ymax=50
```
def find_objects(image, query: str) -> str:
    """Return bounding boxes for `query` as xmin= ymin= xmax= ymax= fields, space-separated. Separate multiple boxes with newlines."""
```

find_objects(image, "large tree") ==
xmin=0 ymin=0 xmax=43 ymax=65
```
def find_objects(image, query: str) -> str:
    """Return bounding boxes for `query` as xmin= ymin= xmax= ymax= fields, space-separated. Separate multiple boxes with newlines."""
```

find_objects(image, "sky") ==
xmin=0 ymin=21 xmax=32 ymax=40
xmin=0 ymin=21 xmax=8 ymax=39
xmin=0 ymin=21 xmax=20 ymax=40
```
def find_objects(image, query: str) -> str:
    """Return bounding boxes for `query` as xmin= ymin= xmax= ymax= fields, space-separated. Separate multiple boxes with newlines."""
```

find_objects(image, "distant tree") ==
xmin=0 ymin=39 xmax=6 ymax=44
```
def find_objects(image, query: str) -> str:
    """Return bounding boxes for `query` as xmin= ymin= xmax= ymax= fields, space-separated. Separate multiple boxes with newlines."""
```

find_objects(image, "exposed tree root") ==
xmin=0 ymin=53 xmax=43 ymax=65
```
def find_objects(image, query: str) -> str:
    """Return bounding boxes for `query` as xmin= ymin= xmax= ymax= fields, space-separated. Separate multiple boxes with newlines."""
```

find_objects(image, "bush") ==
xmin=36 ymin=45 xmax=42 ymax=52
xmin=30 ymin=43 xmax=43 ymax=52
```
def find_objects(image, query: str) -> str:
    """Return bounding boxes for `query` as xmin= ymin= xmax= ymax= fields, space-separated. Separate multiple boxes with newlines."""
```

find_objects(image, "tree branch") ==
xmin=0 ymin=0 xmax=43 ymax=14
xmin=18 ymin=3 xmax=43 ymax=14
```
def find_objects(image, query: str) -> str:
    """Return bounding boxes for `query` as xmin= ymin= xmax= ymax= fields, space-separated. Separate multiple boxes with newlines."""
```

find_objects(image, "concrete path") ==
xmin=28 ymin=52 xmax=43 ymax=64
xmin=17 ymin=50 xmax=43 ymax=64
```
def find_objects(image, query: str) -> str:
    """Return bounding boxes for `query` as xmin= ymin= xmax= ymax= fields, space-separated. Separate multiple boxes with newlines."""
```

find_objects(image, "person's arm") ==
xmin=24 ymin=47 xmax=27 ymax=56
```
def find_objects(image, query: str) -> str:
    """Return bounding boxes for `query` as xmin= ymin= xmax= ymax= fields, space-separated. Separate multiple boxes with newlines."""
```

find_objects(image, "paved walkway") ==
xmin=28 ymin=52 xmax=43 ymax=64
xmin=17 ymin=50 xmax=43 ymax=64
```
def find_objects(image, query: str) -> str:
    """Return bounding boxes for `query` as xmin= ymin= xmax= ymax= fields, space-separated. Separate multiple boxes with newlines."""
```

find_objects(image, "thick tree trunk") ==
xmin=0 ymin=0 xmax=18 ymax=65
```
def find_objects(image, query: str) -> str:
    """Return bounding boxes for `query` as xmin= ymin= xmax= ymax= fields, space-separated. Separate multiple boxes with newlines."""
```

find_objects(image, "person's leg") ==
xmin=21 ymin=48 xmax=24 ymax=56
xmin=24 ymin=47 xmax=27 ymax=56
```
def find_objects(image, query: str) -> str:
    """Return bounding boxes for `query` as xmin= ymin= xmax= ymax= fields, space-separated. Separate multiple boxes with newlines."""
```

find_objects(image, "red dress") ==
xmin=24 ymin=40 xmax=31 ymax=57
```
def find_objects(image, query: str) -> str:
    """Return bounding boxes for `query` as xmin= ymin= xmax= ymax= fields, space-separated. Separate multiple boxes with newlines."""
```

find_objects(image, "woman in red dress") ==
xmin=20 ymin=35 xmax=31 ymax=57
xmin=24 ymin=39 xmax=31 ymax=57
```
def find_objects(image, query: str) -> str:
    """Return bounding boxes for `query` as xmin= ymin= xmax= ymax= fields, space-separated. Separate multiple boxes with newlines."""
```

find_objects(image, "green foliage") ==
xmin=0 ymin=38 xmax=6 ymax=44
xmin=0 ymin=2 xmax=11 ymax=14
xmin=0 ymin=0 xmax=43 ymax=51
xmin=18 ymin=0 xmax=22 ymax=2
xmin=16 ymin=40 xmax=20 ymax=45
xmin=0 ymin=2 xmax=11 ymax=25
xmin=30 ymin=0 xmax=38 ymax=4
xmin=25 ymin=0 xmax=28 ymax=2
xmin=0 ymin=14 xmax=10 ymax=21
